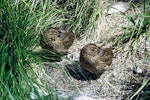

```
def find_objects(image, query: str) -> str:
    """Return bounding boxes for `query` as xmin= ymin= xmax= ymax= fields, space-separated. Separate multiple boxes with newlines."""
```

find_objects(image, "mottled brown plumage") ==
xmin=80 ymin=43 xmax=113 ymax=75
xmin=40 ymin=27 xmax=75 ymax=54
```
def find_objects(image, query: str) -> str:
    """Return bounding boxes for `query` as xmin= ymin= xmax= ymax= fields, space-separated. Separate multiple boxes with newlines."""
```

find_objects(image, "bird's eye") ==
xmin=98 ymin=48 xmax=103 ymax=56
xmin=57 ymin=30 xmax=64 ymax=38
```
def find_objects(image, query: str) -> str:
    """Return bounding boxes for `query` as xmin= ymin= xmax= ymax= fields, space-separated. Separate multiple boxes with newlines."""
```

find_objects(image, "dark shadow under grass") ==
xmin=65 ymin=62 xmax=100 ymax=81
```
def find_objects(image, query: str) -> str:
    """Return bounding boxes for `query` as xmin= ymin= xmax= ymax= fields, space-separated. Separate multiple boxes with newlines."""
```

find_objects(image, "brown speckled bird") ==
xmin=80 ymin=43 xmax=113 ymax=75
xmin=40 ymin=27 xmax=75 ymax=54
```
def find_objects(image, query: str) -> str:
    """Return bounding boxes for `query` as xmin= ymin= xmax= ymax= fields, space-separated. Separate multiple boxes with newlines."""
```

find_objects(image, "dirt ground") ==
xmin=34 ymin=1 xmax=150 ymax=100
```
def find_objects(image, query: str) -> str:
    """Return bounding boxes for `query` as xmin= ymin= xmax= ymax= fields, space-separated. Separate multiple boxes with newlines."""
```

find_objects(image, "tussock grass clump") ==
xmin=0 ymin=0 xmax=35 ymax=99
xmin=0 ymin=0 xmax=59 ymax=99
xmin=0 ymin=0 xmax=97 ymax=99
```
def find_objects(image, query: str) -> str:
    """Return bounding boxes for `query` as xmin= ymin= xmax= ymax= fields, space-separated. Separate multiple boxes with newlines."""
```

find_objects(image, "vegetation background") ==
xmin=0 ymin=0 xmax=150 ymax=99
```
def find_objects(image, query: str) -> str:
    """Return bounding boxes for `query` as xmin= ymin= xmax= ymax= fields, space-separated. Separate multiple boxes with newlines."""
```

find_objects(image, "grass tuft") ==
xmin=0 ymin=0 xmax=59 ymax=99
xmin=118 ymin=0 xmax=150 ymax=45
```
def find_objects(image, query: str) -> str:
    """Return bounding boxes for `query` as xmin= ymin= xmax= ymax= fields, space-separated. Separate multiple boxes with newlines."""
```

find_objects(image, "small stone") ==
xmin=132 ymin=65 xmax=146 ymax=75
xmin=73 ymin=96 xmax=98 ymax=100
xmin=67 ymin=52 xmax=79 ymax=61
xmin=107 ymin=2 xmax=130 ymax=14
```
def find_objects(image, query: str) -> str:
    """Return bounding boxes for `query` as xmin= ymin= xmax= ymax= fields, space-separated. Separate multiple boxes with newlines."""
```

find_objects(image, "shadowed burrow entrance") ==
xmin=64 ymin=62 xmax=101 ymax=81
